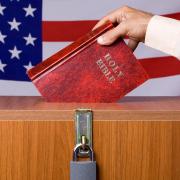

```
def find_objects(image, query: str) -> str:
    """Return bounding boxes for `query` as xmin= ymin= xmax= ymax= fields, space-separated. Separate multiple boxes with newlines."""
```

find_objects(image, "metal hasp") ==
xmin=71 ymin=109 xmax=96 ymax=180
xmin=74 ymin=109 xmax=93 ymax=157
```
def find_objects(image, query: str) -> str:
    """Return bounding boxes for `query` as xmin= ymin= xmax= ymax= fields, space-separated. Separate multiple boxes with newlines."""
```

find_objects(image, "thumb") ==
xmin=97 ymin=23 xmax=127 ymax=45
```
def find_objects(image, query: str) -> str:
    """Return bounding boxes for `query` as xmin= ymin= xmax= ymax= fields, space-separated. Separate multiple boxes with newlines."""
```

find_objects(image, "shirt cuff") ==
xmin=145 ymin=15 xmax=180 ymax=59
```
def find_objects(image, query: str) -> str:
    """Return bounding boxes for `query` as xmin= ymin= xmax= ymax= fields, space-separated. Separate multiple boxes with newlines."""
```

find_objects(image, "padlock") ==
xmin=70 ymin=144 xmax=96 ymax=180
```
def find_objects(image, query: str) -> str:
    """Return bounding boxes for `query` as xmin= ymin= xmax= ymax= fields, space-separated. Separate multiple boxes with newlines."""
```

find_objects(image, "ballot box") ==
xmin=0 ymin=96 xmax=180 ymax=180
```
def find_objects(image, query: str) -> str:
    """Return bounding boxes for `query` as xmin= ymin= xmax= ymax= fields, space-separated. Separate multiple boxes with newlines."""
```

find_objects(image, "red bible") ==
xmin=27 ymin=21 xmax=149 ymax=103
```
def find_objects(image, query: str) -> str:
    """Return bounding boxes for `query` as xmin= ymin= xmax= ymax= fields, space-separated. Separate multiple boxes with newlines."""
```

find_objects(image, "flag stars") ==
xmin=9 ymin=46 xmax=22 ymax=60
xmin=24 ymin=61 xmax=34 ymax=71
xmin=0 ymin=60 xmax=7 ymax=73
xmin=0 ymin=1 xmax=41 ymax=81
xmin=0 ymin=31 xmax=7 ymax=44
xmin=8 ymin=18 xmax=21 ymax=31
xmin=23 ymin=4 xmax=36 ymax=17
xmin=23 ymin=33 xmax=37 ymax=46
xmin=0 ymin=3 xmax=6 ymax=16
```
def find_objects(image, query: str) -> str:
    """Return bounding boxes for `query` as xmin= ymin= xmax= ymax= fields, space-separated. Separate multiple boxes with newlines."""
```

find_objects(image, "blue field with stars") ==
xmin=0 ymin=0 xmax=42 ymax=81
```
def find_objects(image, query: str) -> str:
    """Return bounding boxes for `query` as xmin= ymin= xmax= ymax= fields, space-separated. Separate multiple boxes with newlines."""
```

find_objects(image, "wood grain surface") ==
xmin=0 ymin=96 xmax=179 ymax=180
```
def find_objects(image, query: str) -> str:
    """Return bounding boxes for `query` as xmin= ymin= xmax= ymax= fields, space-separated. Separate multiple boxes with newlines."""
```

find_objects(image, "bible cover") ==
xmin=27 ymin=21 xmax=149 ymax=103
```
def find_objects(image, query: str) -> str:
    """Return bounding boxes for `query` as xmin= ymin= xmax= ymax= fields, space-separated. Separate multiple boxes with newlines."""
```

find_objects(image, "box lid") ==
xmin=0 ymin=96 xmax=179 ymax=121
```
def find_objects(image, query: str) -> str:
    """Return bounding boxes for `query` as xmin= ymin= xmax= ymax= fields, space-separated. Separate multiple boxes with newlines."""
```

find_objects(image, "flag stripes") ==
xmin=140 ymin=56 xmax=180 ymax=78
xmin=42 ymin=13 xmax=180 ymax=42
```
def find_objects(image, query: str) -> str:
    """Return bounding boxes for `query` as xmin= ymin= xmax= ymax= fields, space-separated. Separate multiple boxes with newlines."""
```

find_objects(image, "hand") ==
xmin=93 ymin=6 xmax=153 ymax=51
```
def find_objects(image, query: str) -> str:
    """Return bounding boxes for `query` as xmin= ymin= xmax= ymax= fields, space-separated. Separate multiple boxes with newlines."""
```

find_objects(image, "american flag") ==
xmin=0 ymin=0 xmax=180 ymax=96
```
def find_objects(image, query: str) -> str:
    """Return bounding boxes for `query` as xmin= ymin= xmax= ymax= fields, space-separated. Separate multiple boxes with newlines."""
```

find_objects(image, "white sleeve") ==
xmin=145 ymin=15 xmax=180 ymax=59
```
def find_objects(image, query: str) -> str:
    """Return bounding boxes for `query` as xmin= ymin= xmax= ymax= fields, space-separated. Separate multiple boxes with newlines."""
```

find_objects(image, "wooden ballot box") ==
xmin=0 ymin=96 xmax=180 ymax=180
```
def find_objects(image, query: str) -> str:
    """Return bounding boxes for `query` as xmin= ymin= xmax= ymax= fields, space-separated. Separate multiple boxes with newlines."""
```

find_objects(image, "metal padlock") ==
xmin=70 ymin=144 xmax=96 ymax=180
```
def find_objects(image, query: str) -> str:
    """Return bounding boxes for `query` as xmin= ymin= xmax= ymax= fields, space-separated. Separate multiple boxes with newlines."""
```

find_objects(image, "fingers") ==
xmin=93 ymin=6 xmax=131 ymax=31
xmin=92 ymin=9 xmax=120 ymax=30
xmin=97 ymin=23 xmax=127 ymax=45
xmin=93 ymin=17 xmax=110 ymax=31
xmin=127 ymin=39 xmax=139 ymax=51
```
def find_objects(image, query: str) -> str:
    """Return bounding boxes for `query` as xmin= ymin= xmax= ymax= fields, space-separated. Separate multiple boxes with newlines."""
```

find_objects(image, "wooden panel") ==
xmin=0 ymin=97 xmax=180 ymax=180
xmin=0 ymin=121 xmax=179 ymax=180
